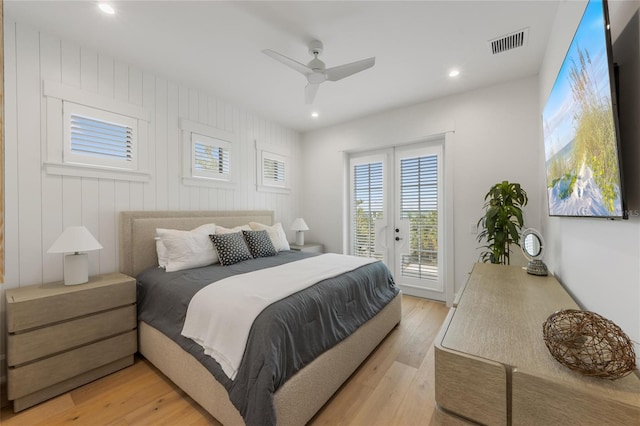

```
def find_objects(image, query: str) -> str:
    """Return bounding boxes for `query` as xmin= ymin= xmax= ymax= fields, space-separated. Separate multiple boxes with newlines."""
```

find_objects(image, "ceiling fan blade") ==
xmin=326 ymin=57 xmax=375 ymax=81
xmin=262 ymin=49 xmax=312 ymax=76
xmin=305 ymin=83 xmax=320 ymax=104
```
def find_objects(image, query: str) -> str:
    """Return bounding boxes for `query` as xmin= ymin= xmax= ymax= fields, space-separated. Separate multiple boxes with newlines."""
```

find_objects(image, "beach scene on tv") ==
xmin=542 ymin=0 xmax=623 ymax=217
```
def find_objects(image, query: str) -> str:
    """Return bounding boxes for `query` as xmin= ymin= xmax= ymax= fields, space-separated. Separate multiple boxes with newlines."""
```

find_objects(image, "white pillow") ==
xmin=215 ymin=224 xmax=251 ymax=234
xmin=248 ymin=222 xmax=290 ymax=252
xmin=156 ymin=223 xmax=218 ymax=272
xmin=155 ymin=238 xmax=169 ymax=269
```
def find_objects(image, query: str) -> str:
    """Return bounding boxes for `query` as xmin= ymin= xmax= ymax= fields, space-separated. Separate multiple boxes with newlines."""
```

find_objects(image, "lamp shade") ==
xmin=290 ymin=218 xmax=309 ymax=232
xmin=48 ymin=226 xmax=103 ymax=254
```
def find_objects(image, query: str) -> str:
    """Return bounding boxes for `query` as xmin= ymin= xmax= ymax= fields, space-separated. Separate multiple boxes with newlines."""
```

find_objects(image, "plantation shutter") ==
xmin=263 ymin=156 xmax=286 ymax=185
xmin=63 ymin=101 xmax=138 ymax=170
xmin=352 ymin=161 xmax=384 ymax=260
xmin=70 ymin=115 xmax=132 ymax=161
xmin=399 ymin=155 xmax=438 ymax=279
xmin=192 ymin=133 xmax=231 ymax=180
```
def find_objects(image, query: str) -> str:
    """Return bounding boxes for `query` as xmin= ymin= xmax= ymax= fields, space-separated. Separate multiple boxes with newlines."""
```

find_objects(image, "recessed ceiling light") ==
xmin=98 ymin=3 xmax=115 ymax=15
xmin=449 ymin=69 xmax=460 ymax=78
xmin=311 ymin=112 xmax=319 ymax=118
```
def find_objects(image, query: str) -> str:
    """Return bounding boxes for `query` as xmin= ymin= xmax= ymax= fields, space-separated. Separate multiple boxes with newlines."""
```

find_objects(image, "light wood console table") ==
xmin=434 ymin=263 xmax=640 ymax=425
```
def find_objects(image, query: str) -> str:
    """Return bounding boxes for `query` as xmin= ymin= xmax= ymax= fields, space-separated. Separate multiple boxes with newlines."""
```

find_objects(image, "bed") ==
xmin=119 ymin=210 xmax=402 ymax=426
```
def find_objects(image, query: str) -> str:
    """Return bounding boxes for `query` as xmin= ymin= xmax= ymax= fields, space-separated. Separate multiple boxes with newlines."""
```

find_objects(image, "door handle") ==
xmin=395 ymin=236 xmax=402 ymax=241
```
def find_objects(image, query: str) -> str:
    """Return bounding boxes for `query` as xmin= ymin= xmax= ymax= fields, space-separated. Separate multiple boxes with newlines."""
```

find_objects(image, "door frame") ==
xmin=344 ymin=132 xmax=455 ymax=307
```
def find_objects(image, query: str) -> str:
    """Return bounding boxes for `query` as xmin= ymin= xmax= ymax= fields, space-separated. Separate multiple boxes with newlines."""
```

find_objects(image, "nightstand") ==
xmin=5 ymin=272 xmax=137 ymax=412
xmin=289 ymin=243 xmax=324 ymax=253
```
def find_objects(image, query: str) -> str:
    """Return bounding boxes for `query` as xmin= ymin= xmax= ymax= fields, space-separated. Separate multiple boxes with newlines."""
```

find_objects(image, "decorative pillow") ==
xmin=242 ymin=230 xmax=277 ymax=259
xmin=215 ymin=224 xmax=252 ymax=234
xmin=210 ymin=232 xmax=253 ymax=266
xmin=248 ymin=222 xmax=290 ymax=252
xmin=156 ymin=223 xmax=218 ymax=272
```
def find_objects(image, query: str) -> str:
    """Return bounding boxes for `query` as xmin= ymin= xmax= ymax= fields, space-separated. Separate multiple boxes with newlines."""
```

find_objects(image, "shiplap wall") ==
xmin=0 ymin=21 xmax=302 ymax=365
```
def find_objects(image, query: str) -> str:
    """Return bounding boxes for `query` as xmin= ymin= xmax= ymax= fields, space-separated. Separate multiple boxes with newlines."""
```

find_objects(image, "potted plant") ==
xmin=477 ymin=181 xmax=528 ymax=265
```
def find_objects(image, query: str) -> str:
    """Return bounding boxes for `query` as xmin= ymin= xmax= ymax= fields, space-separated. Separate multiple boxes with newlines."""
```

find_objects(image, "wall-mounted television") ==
xmin=542 ymin=0 xmax=626 ymax=219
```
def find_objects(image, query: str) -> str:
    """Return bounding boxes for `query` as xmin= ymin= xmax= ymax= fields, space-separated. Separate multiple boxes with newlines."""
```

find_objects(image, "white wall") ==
xmin=539 ymin=0 xmax=640 ymax=354
xmin=301 ymin=76 xmax=542 ymax=294
xmin=0 ymin=21 xmax=302 ymax=374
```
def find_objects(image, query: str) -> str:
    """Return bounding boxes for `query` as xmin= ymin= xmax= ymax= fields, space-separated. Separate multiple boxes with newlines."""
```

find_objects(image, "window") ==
xmin=43 ymin=80 xmax=150 ymax=182
xmin=63 ymin=101 xmax=137 ymax=170
xmin=180 ymin=118 xmax=237 ymax=188
xmin=191 ymin=133 xmax=230 ymax=180
xmin=256 ymin=142 xmax=290 ymax=193
xmin=262 ymin=153 xmax=286 ymax=187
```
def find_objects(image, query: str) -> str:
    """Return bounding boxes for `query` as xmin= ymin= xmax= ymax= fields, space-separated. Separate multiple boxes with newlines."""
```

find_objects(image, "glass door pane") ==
xmin=350 ymin=153 xmax=388 ymax=263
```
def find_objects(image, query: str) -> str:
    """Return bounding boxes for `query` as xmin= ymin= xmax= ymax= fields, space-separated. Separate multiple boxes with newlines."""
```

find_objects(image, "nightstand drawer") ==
xmin=6 ymin=273 xmax=135 ymax=332
xmin=8 ymin=330 xmax=137 ymax=399
xmin=8 ymin=305 xmax=136 ymax=366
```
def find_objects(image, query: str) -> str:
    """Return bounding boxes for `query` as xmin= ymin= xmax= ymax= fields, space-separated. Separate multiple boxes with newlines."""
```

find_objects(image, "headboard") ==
xmin=119 ymin=210 xmax=274 ymax=277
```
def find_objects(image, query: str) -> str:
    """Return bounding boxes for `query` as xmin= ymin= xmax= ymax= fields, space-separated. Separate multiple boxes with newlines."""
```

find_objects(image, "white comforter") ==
xmin=181 ymin=253 xmax=377 ymax=379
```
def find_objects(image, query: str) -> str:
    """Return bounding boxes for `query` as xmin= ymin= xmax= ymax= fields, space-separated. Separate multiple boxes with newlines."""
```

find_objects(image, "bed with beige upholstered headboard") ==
xmin=119 ymin=210 xmax=275 ymax=277
xmin=119 ymin=210 xmax=401 ymax=426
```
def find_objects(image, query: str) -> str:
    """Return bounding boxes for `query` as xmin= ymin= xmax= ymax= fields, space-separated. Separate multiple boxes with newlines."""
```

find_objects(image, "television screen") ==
xmin=542 ymin=0 xmax=625 ymax=218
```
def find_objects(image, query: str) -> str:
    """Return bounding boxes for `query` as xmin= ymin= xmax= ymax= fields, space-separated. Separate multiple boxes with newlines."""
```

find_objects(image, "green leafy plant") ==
xmin=477 ymin=181 xmax=528 ymax=265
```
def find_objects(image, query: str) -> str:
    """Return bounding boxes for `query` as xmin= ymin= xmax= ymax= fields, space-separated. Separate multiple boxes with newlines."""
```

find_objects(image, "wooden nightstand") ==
xmin=5 ymin=272 xmax=137 ymax=412
xmin=289 ymin=243 xmax=323 ymax=253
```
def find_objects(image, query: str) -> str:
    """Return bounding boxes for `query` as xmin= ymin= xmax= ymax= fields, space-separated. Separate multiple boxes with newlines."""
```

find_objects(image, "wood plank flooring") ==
xmin=0 ymin=295 xmax=449 ymax=425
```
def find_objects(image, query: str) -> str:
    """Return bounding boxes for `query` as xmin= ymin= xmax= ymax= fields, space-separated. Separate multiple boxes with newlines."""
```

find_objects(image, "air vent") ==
xmin=489 ymin=28 xmax=529 ymax=55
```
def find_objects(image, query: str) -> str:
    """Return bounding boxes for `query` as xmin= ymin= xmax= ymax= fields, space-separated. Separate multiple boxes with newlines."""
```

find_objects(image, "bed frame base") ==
xmin=138 ymin=291 xmax=402 ymax=425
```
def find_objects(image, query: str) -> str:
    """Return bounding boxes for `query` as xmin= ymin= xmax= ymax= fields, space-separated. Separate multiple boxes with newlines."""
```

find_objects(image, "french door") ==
xmin=349 ymin=142 xmax=445 ymax=301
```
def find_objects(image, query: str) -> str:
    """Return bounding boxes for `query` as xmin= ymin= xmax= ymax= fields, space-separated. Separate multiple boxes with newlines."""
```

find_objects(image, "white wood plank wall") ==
xmin=0 ymin=22 xmax=303 ymax=362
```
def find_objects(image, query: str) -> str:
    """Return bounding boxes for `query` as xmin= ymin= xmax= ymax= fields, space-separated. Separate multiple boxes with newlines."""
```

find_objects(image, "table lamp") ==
xmin=291 ymin=218 xmax=309 ymax=246
xmin=48 ymin=226 xmax=103 ymax=285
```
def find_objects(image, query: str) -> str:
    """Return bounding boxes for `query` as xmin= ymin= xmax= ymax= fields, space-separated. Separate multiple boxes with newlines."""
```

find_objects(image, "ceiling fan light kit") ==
xmin=263 ymin=40 xmax=375 ymax=104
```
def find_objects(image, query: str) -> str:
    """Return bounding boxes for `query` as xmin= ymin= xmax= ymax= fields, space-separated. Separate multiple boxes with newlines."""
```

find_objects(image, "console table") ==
xmin=434 ymin=263 xmax=640 ymax=425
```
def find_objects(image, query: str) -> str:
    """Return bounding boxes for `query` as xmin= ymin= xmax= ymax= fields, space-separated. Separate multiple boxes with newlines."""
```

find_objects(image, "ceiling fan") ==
xmin=263 ymin=40 xmax=375 ymax=104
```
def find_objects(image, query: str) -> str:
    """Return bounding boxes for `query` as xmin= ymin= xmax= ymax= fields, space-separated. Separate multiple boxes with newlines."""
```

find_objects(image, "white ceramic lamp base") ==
xmin=295 ymin=231 xmax=305 ymax=246
xmin=64 ymin=252 xmax=89 ymax=285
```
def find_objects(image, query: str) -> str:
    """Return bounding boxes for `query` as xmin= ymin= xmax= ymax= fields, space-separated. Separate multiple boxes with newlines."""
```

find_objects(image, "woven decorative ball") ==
xmin=542 ymin=309 xmax=636 ymax=380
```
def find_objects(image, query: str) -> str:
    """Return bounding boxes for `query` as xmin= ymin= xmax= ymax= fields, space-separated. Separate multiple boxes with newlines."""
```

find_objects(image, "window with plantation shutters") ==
xmin=192 ymin=133 xmax=231 ymax=180
xmin=256 ymin=142 xmax=290 ymax=193
xmin=180 ymin=118 xmax=237 ymax=188
xmin=351 ymin=158 xmax=385 ymax=261
xmin=399 ymin=154 xmax=438 ymax=279
xmin=63 ymin=101 xmax=138 ymax=170
xmin=263 ymin=156 xmax=285 ymax=186
xmin=70 ymin=115 xmax=132 ymax=159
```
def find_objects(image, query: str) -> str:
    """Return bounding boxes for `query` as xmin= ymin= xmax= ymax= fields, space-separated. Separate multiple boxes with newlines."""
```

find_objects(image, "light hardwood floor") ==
xmin=0 ymin=295 xmax=449 ymax=425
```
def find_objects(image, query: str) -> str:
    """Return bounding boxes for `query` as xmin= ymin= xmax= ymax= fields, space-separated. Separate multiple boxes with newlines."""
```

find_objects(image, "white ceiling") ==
xmin=5 ymin=0 xmax=561 ymax=132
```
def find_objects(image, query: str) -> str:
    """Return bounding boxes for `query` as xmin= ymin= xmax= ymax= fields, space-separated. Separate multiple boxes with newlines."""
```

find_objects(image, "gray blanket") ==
xmin=136 ymin=251 xmax=398 ymax=425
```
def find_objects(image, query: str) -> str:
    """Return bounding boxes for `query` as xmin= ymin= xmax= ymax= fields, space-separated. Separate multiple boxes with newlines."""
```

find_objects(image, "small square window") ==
xmin=63 ymin=101 xmax=138 ymax=170
xmin=256 ymin=143 xmax=290 ymax=193
xmin=43 ymin=80 xmax=150 ymax=182
xmin=180 ymin=118 xmax=237 ymax=188
xmin=192 ymin=133 xmax=231 ymax=180
xmin=262 ymin=154 xmax=286 ymax=187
